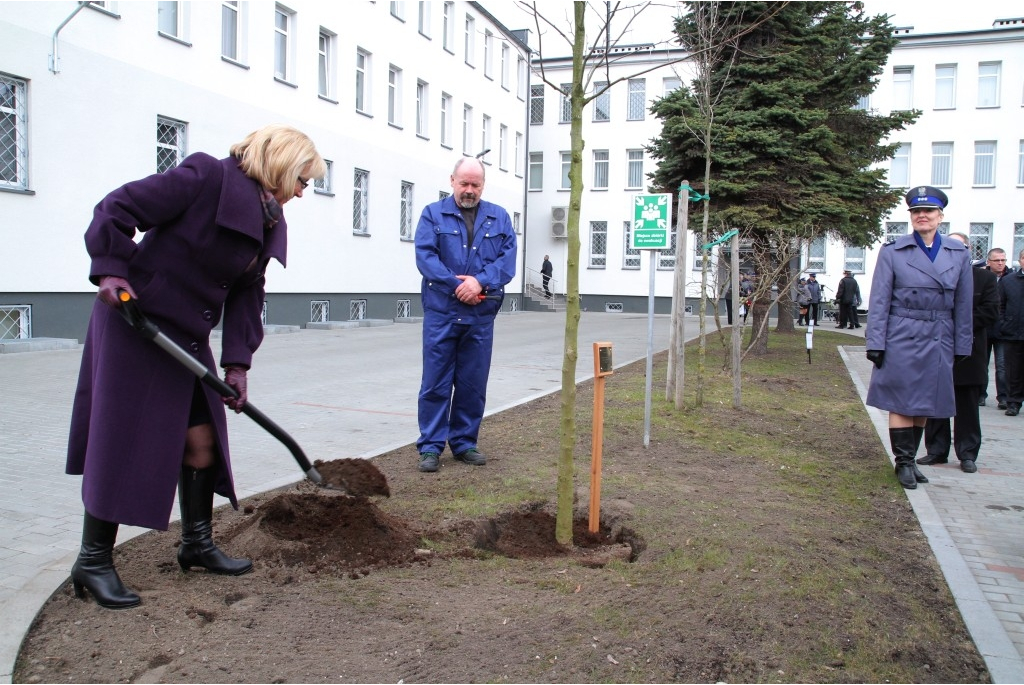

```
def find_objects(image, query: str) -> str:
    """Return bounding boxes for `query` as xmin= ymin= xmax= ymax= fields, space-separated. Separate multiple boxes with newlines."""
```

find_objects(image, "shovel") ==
xmin=114 ymin=290 xmax=387 ymax=495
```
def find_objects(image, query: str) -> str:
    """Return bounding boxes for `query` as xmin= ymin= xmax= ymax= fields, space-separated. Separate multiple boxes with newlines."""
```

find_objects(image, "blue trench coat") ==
xmin=66 ymin=153 xmax=285 ymax=530
xmin=865 ymin=233 xmax=973 ymax=417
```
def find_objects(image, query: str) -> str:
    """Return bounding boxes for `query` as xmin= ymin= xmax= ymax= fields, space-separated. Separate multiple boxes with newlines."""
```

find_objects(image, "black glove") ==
xmin=866 ymin=350 xmax=884 ymax=369
xmin=954 ymin=355 xmax=971 ymax=364
xmin=223 ymin=366 xmax=248 ymax=413
xmin=97 ymin=275 xmax=137 ymax=308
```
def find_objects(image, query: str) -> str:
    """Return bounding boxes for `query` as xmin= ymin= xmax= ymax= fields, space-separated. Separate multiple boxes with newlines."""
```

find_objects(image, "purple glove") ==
xmin=97 ymin=276 xmax=137 ymax=308
xmin=223 ymin=366 xmax=248 ymax=413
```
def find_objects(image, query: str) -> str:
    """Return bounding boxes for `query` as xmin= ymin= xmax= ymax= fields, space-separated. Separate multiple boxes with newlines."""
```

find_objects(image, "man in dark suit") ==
xmin=918 ymin=233 xmax=1000 ymax=473
xmin=835 ymin=270 xmax=861 ymax=329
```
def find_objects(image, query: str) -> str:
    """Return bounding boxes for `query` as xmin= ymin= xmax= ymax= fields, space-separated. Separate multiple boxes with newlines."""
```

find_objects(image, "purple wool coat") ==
xmin=865 ymin=233 xmax=973 ymax=418
xmin=66 ymin=153 xmax=287 ymax=530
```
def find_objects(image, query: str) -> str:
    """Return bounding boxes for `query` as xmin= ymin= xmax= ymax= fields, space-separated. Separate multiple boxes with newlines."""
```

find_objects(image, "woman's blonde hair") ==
xmin=230 ymin=124 xmax=327 ymax=201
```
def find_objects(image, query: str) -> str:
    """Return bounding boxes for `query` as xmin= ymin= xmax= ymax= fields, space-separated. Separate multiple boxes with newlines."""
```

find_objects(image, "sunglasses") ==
xmin=298 ymin=176 xmax=310 ymax=190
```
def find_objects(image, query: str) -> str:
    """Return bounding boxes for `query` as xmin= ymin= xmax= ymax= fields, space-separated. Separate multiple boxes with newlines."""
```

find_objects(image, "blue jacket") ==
xmin=415 ymin=196 xmax=517 ymax=324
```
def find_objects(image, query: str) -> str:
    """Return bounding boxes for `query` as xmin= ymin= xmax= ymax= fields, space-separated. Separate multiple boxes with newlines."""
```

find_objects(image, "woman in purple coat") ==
xmin=865 ymin=186 xmax=973 ymax=490
xmin=66 ymin=125 xmax=326 ymax=608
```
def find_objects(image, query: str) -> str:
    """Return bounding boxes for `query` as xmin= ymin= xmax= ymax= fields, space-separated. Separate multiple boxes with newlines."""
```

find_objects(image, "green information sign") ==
xmin=630 ymin=193 xmax=671 ymax=250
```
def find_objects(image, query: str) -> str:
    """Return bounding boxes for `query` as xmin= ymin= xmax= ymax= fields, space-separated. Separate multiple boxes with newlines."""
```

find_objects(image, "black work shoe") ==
xmin=418 ymin=452 xmax=440 ymax=473
xmin=916 ymin=454 xmax=948 ymax=465
xmin=998 ymin=402 xmax=1008 ymax=410
xmin=979 ymin=398 xmax=987 ymax=407
xmin=961 ymin=460 xmax=978 ymax=473
xmin=454 ymin=448 xmax=487 ymax=466
xmin=1006 ymin=406 xmax=1020 ymax=417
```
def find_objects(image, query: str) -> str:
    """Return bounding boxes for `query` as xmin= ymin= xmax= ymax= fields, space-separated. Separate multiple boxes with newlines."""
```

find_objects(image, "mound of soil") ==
xmin=313 ymin=458 xmax=390 ymax=497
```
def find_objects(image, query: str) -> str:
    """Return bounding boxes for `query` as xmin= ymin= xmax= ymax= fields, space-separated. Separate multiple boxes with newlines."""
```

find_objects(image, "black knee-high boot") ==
xmin=889 ymin=427 xmax=918 ymax=489
xmin=177 ymin=466 xmax=252 ymax=575
xmin=70 ymin=511 xmax=141 ymax=609
xmin=911 ymin=425 xmax=929 ymax=483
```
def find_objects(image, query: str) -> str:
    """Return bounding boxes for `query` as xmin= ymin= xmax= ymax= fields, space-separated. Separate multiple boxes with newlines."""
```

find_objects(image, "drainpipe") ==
xmin=50 ymin=2 xmax=91 ymax=74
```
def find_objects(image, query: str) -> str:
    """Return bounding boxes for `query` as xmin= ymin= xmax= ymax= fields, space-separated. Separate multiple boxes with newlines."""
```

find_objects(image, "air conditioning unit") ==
xmin=551 ymin=206 xmax=568 ymax=238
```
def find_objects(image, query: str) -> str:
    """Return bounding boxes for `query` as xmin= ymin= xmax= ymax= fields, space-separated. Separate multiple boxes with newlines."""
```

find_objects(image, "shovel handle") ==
xmin=114 ymin=290 xmax=323 ymax=485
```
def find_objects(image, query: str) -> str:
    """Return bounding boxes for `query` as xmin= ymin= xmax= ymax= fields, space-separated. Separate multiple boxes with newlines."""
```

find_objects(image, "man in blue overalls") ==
xmin=414 ymin=158 xmax=518 ymax=473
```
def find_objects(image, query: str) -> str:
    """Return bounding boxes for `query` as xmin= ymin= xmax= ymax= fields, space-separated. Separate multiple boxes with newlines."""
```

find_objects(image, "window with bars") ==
xmin=442 ymin=2 xmax=454 ymax=53
xmin=627 ymin=79 xmax=646 ymax=120
xmin=931 ymin=142 xmax=953 ymax=187
xmin=397 ymin=299 xmax=411 ymax=318
xmin=439 ymin=190 xmax=450 ymax=200
xmin=692 ymin=242 xmax=709 ymax=270
xmin=935 ymin=64 xmax=956 ymax=109
xmin=416 ymin=80 xmax=428 ymax=137
xmin=593 ymin=150 xmax=609 ymax=189
xmin=589 ymin=221 xmax=607 ymax=268
xmin=313 ymin=159 xmax=333 ymax=193
xmin=937 ymin=222 xmax=949 ymax=235
xmin=0 ymin=305 xmax=30 ymax=339
xmin=559 ymin=83 xmax=571 ymax=123
xmin=353 ymin=168 xmax=369 ymax=234
xmin=885 ymin=222 xmax=908 ymax=243
xmin=462 ymin=104 xmax=473 ymax=155
xmin=355 ymin=49 xmax=370 ymax=113
xmin=528 ymin=152 xmax=542 ymax=190
xmin=350 ymin=299 xmax=367 ymax=320
xmin=658 ymin=229 xmax=676 ymax=270
xmin=0 ymin=74 xmax=28 ymax=190
xmin=973 ymin=141 xmax=996 ymax=186
xmin=318 ymin=30 xmax=335 ymax=99
xmin=969 ymin=223 xmax=992 ymax=261
xmin=221 ymin=1 xmax=239 ymax=60
xmin=844 ymin=246 xmax=865 ymax=273
xmin=530 ymin=84 xmax=544 ymax=124
xmin=274 ymin=5 xmax=292 ymax=81
xmin=807 ymin=236 xmax=826 ymax=272
xmin=560 ymin=151 xmax=571 ymax=190
xmin=890 ymin=143 xmax=910 ymax=187
xmin=626 ymin=149 xmax=644 ymax=189
xmin=892 ymin=66 xmax=913 ymax=111
xmin=388 ymin=65 xmax=402 ymax=126
xmin=310 ymin=300 xmax=330 ymax=323
xmin=156 ymin=116 xmax=186 ymax=172
xmin=978 ymin=62 xmax=1000 ymax=108
xmin=623 ymin=222 xmax=640 ymax=269
xmin=1013 ymin=224 xmax=1024 ymax=268
xmin=440 ymin=92 xmax=452 ymax=147
xmin=400 ymin=181 xmax=414 ymax=240
xmin=593 ymin=81 xmax=610 ymax=122
xmin=513 ymin=211 xmax=521 ymax=234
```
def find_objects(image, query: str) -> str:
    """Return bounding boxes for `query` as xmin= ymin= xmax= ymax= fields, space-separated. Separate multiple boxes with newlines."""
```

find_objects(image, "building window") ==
xmin=310 ymin=300 xmax=330 ymax=323
xmin=481 ymin=114 xmax=491 ymax=161
xmin=464 ymin=15 xmax=475 ymax=67
xmin=0 ymin=74 xmax=29 ymax=190
xmin=626 ymin=149 xmax=644 ymax=189
xmin=318 ymin=30 xmax=335 ymax=100
xmin=158 ymin=1 xmax=182 ymax=39
xmin=400 ymin=181 xmax=414 ymax=240
xmin=313 ymin=159 xmax=333 ymax=194
xmin=0 ymin=305 xmax=30 ymax=340
xmin=417 ymin=1 xmax=429 ymax=37
xmin=855 ymin=94 xmax=870 ymax=111
xmin=390 ymin=2 xmax=405 ymax=20
xmin=442 ymin=2 xmax=454 ymax=53
xmin=885 ymin=222 xmax=908 ymax=243
xmin=355 ymin=49 xmax=371 ymax=114
xmin=1014 ymin=224 xmax=1024 ymax=267
xmin=974 ymin=141 xmax=996 ymax=186
xmin=590 ymin=221 xmax=607 ymax=268
xmin=439 ymin=190 xmax=450 ymax=201
xmin=560 ymin=151 xmax=571 ymax=190
xmin=440 ymin=92 xmax=452 ymax=147
xmin=663 ymin=77 xmax=681 ymax=97
xmin=934 ymin=64 xmax=956 ymax=109
xmin=1019 ymin=140 xmax=1024 ymax=185
xmin=658 ymin=230 xmax=677 ymax=270
xmin=528 ymin=152 xmax=543 ymax=190
xmin=931 ymin=142 xmax=953 ymax=187
xmin=890 ymin=143 xmax=910 ymax=187
xmin=274 ymin=5 xmax=293 ymax=81
xmin=627 ymin=78 xmax=646 ymax=120
xmin=462 ymin=104 xmax=473 ymax=155
xmin=807 ymin=236 xmax=826 ymax=272
xmin=350 ymin=300 xmax=367 ymax=321
xmin=969 ymin=223 xmax=992 ymax=261
xmin=559 ymin=83 xmax=571 ymax=123
xmin=530 ymin=84 xmax=544 ymax=125
xmin=156 ymin=116 xmax=187 ymax=173
xmin=415 ymin=81 xmax=428 ymax=137
xmin=593 ymin=149 xmax=609 ymax=189
xmin=892 ymin=66 xmax=913 ymax=111
xmin=498 ymin=124 xmax=508 ymax=170
xmin=500 ymin=42 xmax=510 ymax=90
xmin=353 ymin=168 xmax=369 ymax=234
xmin=978 ymin=62 xmax=1000 ymax=108
xmin=517 ymin=56 xmax=527 ymax=100
xmin=397 ymin=299 xmax=412 ymax=318
xmin=388 ymin=65 xmax=402 ymax=126
xmin=593 ymin=81 xmax=610 ymax=121
xmin=483 ymin=30 xmax=494 ymax=79
xmin=844 ymin=246 xmax=865 ymax=274
xmin=221 ymin=1 xmax=239 ymax=60
xmin=514 ymin=132 xmax=523 ymax=177
xmin=623 ymin=222 xmax=641 ymax=269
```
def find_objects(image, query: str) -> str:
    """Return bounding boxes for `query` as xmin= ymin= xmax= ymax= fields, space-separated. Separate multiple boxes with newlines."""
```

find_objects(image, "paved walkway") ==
xmin=1 ymin=315 xmax=1022 ymax=682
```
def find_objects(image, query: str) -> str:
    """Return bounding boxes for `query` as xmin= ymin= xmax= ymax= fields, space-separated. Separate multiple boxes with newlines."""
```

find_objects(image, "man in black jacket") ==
xmin=999 ymin=249 xmax=1024 ymax=418
xmin=835 ymin=270 xmax=861 ymax=329
xmin=918 ymin=234 xmax=1000 ymax=473
xmin=980 ymin=248 xmax=1011 ymax=408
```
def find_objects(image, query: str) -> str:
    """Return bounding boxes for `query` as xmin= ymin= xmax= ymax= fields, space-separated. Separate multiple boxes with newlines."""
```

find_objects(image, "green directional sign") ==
xmin=630 ymin=193 xmax=671 ymax=250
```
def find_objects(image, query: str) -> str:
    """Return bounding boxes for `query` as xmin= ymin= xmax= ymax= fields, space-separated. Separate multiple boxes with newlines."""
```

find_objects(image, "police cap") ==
xmin=906 ymin=185 xmax=948 ymax=211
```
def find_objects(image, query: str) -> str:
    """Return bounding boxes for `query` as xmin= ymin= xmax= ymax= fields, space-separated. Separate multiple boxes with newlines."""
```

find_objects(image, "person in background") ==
xmin=919 ymin=234 xmax=998 ymax=473
xmin=541 ymin=255 xmax=553 ymax=299
xmin=980 ymin=248 xmax=1011 ymax=409
xmin=414 ymin=158 xmax=518 ymax=473
xmin=66 ymin=124 xmax=327 ymax=608
xmin=865 ymin=186 xmax=973 ymax=489
xmin=806 ymin=273 xmax=822 ymax=325
xmin=795 ymin=277 xmax=812 ymax=326
xmin=836 ymin=269 xmax=862 ymax=329
xmin=998 ymin=249 xmax=1024 ymax=418
xmin=739 ymin=273 xmax=754 ymax=324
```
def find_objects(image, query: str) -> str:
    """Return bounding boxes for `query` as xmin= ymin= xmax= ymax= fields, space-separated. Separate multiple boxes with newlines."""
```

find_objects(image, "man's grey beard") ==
xmin=458 ymin=196 xmax=479 ymax=208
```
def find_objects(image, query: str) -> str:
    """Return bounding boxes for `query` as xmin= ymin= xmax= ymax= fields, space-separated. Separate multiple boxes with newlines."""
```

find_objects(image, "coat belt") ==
xmin=890 ymin=306 xmax=952 ymax=321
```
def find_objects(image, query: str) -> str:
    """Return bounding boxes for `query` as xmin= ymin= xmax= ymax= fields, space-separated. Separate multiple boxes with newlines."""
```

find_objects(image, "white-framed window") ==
xmin=464 ymin=14 xmax=475 ymax=67
xmin=397 ymin=299 xmax=412 ymax=318
xmin=318 ymin=30 xmax=336 ymax=100
xmin=593 ymin=81 xmax=610 ymax=122
xmin=1019 ymin=140 xmax=1024 ymax=185
xmin=626 ymin=149 xmax=644 ymax=189
xmin=221 ymin=1 xmax=240 ymax=61
xmin=481 ymin=114 xmax=491 ymax=161
xmin=844 ymin=246 xmax=865 ymax=273
xmin=390 ymin=1 xmax=405 ymax=20
xmin=589 ymin=221 xmax=607 ymax=268
xmin=0 ymin=73 xmax=29 ymax=191
xmin=416 ymin=80 xmax=428 ymax=137
xmin=530 ymin=84 xmax=544 ymax=124
xmin=974 ymin=141 xmax=996 ymax=186
xmin=0 ymin=305 xmax=31 ymax=340
xmin=978 ymin=62 xmax=1000 ymax=108
xmin=1014 ymin=224 xmax=1024 ymax=267
xmin=855 ymin=93 xmax=870 ymax=111
xmin=273 ymin=5 xmax=294 ymax=82
xmin=885 ymin=222 xmax=908 ymax=243
xmin=417 ymin=1 xmax=429 ymax=37
xmin=311 ymin=300 xmax=330 ymax=323
xmin=388 ymin=65 xmax=403 ymax=126
xmin=498 ymin=124 xmax=508 ymax=170
xmin=663 ymin=77 xmax=681 ymax=97
xmin=931 ymin=142 xmax=953 ymax=187
xmin=528 ymin=152 xmax=542 ymax=190
xmin=349 ymin=300 xmax=367 ymax=321
xmin=806 ymin=236 xmax=826 ymax=272
xmin=892 ymin=66 xmax=913 ymax=111
xmin=658 ymin=229 xmax=677 ymax=270
xmin=400 ymin=181 xmax=414 ymax=240
xmin=559 ymin=83 xmax=571 ymax=123
xmin=890 ymin=143 xmax=910 ymax=187
xmin=156 ymin=115 xmax=187 ymax=172
xmin=353 ymin=168 xmax=369 ymax=234
xmin=517 ymin=55 xmax=527 ymax=101
xmin=623 ymin=222 xmax=641 ymax=269
xmin=513 ymin=211 xmax=521 ymax=234
xmin=313 ymin=159 xmax=333 ymax=194
xmin=560 ymin=151 xmax=571 ymax=190
xmin=937 ymin=221 xmax=950 ymax=236
xmin=462 ymin=104 xmax=473 ymax=155
xmin=969 ymin=223 xmax=992 ymax=261
xmin=935 ymin=64 xmax=956 ymax=109
xmin=355 ymin=48 xmax=371 ymax=114
xmin=693 ymin=242 xmax=710 ymax=270
xmin=593 ymin=149 xmax=609 ymax=189
xmin=442 ymin=2 xmax=454 ymax=53
xmin=158 ymin=1 xmax=183 ymax=40
xmin=627 ymin=78 xmax=646 ymax=120
xmin=440 ymin=92 xmax=453 ymax=147
xmin=514 ymin=132 xmax=523 ymax=177
xmin=500 ymin=42 xmax=510 ymax=90
xmin=483 ymin=30 xmax=494 ymax=79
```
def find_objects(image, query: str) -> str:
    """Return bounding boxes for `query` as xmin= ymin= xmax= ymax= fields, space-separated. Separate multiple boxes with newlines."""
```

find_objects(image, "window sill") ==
xmin=356 ymin=109 xmax=373 ymax=119
xmin=591 ymin=188 xmax=609 ymax=192
xmin=416 ymin=133 xmax=430 ymax=141
xmin=400 ymin=237 xmax=414 ymax=243
xmin=528 ymin=188 xmax=542 ymax=192
xmin=221 ymin=56 xmax=250 ymax=70
xmin=274 ymin=76 xmax=298 ymax=89
xmin=157 ymin=31 xmax=192 ymax=48
xmin=318 ymin=94 xmax=339 ymax=105
xmin=588 ymin=265 xmax=607 ymax=270
xmin=441 ymin=143 xmax=453 ymax=151
xmin=388 ymin=122 xmax=404 ymax=131
xmin=0 ymin=186 xmax=35 ymax=196
xmin=313 ymin=189 xmax=335 ymax=197
xmin=353 ymin=231 xmax=372 ymax=238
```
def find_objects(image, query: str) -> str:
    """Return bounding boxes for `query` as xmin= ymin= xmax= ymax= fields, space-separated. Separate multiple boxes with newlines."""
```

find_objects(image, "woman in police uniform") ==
xmin=865 ymin=186 xmax=974 ymax=489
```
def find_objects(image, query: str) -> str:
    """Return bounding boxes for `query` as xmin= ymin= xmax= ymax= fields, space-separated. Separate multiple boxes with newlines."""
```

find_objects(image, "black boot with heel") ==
xmin=911 ymin=425 xmax=929 ymax=483
xmin=890 ymin=427 xmax=919 ymax=489
xmin=177 ymin=466 xmax=252 ymax=575
xmin=70 ymin=511 xmax=141 ymax=609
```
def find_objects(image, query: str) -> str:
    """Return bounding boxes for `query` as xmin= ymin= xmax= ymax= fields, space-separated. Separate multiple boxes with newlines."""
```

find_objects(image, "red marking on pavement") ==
xmin=986 ymin=564 xmax=1024 ymax=582
xmin=294 ymin=402 xmax=415 ymax=417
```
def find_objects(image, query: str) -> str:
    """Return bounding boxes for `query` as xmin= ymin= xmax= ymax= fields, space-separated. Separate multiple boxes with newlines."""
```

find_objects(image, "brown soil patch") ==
xmin=312 ymin=458 xmax=390 ymax=497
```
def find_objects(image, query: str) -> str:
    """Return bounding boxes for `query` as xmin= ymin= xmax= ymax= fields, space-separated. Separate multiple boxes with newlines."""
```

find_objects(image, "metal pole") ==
xmin=50 ymin=2 xmax=90 ymax=74
xmin=644 ymin=250 xmax=655 ymax=447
